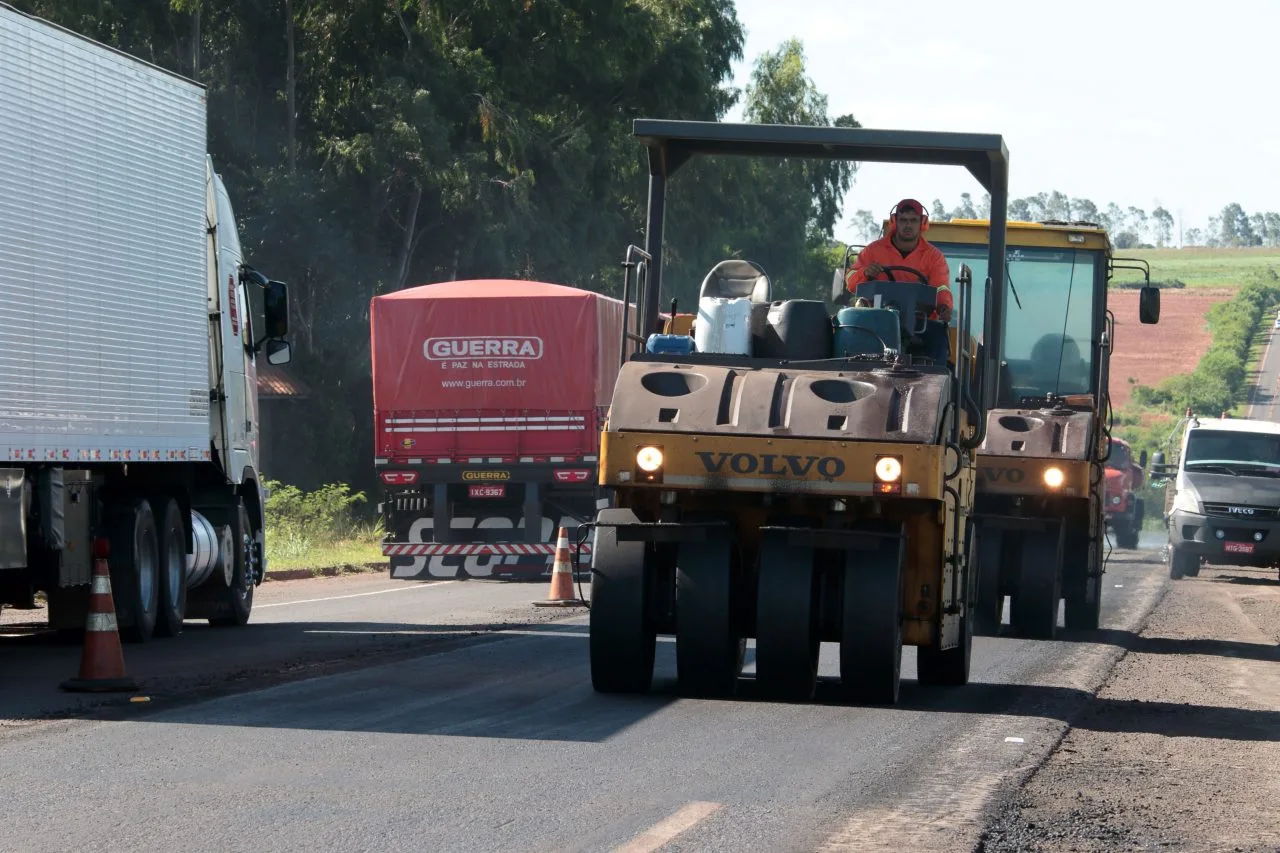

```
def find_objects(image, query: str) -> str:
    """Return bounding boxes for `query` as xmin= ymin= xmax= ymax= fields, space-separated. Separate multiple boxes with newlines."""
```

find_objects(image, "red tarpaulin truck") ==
xmin=1105 ymin=436 xmax=1146 ymax=549
xmin=372 ymin=279 xmax=627 ymax=580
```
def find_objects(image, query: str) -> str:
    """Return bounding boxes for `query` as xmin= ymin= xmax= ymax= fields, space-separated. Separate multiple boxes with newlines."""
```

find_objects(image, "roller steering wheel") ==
xmin=869 ymin=264 xmax=930 ymax=284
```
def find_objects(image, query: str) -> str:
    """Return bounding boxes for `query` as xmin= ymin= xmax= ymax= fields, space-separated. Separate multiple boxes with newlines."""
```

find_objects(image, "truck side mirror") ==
xmin=266 ymin=339 xmax=292 ymax=366
xmin=1139 ymin=285 xmax=1160 ymax=324
xmin=264 ymin=280 xmax=289 ymax=338
xmin=1151 ymin=450 xmax=1165 ymax=467
xmin=1139 ymin=449 xmax=1148 ymax=467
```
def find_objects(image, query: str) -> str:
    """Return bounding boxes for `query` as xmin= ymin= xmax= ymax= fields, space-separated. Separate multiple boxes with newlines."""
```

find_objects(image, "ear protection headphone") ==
xmin=889 ymin=199 xmax=929 ymax=233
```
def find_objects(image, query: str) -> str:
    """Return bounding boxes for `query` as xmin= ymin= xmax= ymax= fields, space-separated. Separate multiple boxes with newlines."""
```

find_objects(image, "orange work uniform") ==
xmin=845 ymin=235 xmax=953 ymax=319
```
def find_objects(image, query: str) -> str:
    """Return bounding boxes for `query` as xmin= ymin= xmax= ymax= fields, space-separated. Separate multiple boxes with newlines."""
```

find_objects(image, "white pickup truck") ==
xmin=1153 ymin=415 xmax=1280 ymax=580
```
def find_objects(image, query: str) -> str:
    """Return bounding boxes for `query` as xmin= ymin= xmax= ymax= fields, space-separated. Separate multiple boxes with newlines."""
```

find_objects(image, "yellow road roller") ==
xmin=589 ymin=120 xmax=1010 ymax=704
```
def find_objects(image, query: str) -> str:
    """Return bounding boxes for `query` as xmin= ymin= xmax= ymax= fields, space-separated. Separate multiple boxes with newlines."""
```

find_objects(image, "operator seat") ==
xmin=699 ymin=259 xmax=772 ymax=303
xmin=1029 ymin=333 xmax=1088 ymax=394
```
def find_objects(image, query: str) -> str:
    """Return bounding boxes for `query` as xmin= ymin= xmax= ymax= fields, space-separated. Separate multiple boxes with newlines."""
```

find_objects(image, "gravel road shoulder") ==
xmin=977 ymin=562 xmax=1280 ymax=852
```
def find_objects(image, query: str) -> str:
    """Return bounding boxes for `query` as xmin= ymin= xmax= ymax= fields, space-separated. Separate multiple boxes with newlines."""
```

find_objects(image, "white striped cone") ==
xmin=61 ymin=552 xmax=139 ymax=692
xmin=534 ymin=526 xmax=586 ymax=607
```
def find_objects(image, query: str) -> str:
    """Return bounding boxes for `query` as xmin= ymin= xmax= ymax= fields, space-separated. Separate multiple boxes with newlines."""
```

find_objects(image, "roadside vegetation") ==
xmin=1109 ymin=264 xmax=1280 ymax=529
xmin=262 ymin=480 xmax=383 ymax=573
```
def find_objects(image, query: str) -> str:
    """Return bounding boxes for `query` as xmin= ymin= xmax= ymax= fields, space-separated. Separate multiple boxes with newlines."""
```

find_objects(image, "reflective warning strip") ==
xmin=86 ymin=611 xmax=118 ymax=632
xmin=382 ymin=543 xmax=593 ymax=557
xmin=92 ymin=576 xmax=112 ymax=595
xmin=6 ymin=448 xmax=212 ymax=462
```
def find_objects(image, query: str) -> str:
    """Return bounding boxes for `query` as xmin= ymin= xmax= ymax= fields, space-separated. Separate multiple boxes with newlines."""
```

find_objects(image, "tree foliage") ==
xmin=13 ymin=1 xmax=858 ymax=492
xmin=930 ymin=191 xmax=1280 ymax=250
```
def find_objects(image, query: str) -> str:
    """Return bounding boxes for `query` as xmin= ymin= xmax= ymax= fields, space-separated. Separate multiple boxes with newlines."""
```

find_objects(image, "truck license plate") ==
xmin=468 ymin=485 xmax=505 ymax=499
xmin=1224 ymin=541 xmax=1255 ymax=554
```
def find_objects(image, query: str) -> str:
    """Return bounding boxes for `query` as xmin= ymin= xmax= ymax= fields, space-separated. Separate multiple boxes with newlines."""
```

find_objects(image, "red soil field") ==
xmin=1106 ymin=288 xmax=1234 ymax=409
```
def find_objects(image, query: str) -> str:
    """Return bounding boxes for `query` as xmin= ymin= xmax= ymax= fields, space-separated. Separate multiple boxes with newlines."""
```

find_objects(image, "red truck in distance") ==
xmin=1105 ymin=437 xmax=1146 ymax=549
xmin=372 ymin=279 xmax=627 ymax=580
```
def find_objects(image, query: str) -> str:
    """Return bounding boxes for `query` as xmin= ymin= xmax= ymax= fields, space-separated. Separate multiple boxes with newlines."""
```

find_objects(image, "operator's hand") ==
xmin=863 ymin=262 xmax=884 ymax=279
xmin=936 ymin=304 xmax=953 ymax=324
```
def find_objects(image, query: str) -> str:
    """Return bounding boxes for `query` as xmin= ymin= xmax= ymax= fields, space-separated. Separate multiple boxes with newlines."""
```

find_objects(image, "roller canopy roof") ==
xmin=632 ymin=119 xmax=1009 ymax=191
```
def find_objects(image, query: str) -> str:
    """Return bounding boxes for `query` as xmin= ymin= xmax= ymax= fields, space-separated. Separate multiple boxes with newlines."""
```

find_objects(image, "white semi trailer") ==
xmin=0 ymin=3 xmax=292 ymax=640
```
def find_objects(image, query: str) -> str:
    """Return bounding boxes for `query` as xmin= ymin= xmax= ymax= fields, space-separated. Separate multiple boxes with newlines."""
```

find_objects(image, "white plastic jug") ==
xmin=694 ymin=296 xmax=753 ymax=355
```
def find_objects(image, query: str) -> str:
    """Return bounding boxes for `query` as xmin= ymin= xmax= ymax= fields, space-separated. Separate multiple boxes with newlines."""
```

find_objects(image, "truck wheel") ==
xmin=1112 ymin=518 xmax=1136 ymax=549
xmin=589 ymin=508 xmax=656 ymax=694
xmin=1169 ymin=546 xmax=1199 ymax=579
xmin=151 ymin=498 xmax=187 ymax=638
xmin=1011 ymin=529 xmax=1061 ymax=640
xmin=203 ymin=501 xmax=254 ymax=627
xmin=839 ymin=525 xmax=905 ymax=705
xmin=106 ymin=498 xmax=160 ymax=643
xmin=674 ymin=520 xmax=744 ymax=698
xmin=754 ymin=529 xmax=819 ymax=700
xmin=1134 ymin=498 xmax=1145 ymax=530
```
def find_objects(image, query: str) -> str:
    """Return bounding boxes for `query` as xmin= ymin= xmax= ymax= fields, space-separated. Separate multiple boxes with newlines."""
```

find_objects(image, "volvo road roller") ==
xmin=588 ymin=120 xmax=1011 ymax=704
xmin=920 ymin=219 xmax=1161 ymax=638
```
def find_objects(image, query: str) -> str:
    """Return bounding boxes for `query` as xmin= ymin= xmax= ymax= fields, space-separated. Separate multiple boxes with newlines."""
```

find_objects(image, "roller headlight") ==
xmin=1172 ymin=489 xmax=1200 ymax=514
xmin=1043 ymin=466 xmax=1065 ymax=489
xmin=875 ymin=456 xmax=902 ymax=482
xmin=635 ymin=446 xmax=664 ymax=473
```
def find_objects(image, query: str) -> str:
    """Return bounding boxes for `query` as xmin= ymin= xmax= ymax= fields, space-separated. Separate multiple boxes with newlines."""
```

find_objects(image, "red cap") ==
xmin=92 ymin=537 xmax=110 ymax=560
xmin=894 ymin=198 xmax=926 ymax=216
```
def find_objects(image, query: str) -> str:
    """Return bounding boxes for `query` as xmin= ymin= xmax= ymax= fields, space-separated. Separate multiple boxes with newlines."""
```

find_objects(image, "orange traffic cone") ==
xmin=60 ymin=538 xmax=139 ymax=693
xmin=533 ymin=526 xmax=586 ymax=608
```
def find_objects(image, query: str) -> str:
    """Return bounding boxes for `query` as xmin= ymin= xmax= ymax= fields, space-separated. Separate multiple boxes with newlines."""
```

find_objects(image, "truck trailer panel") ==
xmin=0 ymin=9 xmax=212 ymax=462
xmin=372 ymin=279 xmax=626 ymax=460
xmin=372 ymin=280 xmax=627 ymax=580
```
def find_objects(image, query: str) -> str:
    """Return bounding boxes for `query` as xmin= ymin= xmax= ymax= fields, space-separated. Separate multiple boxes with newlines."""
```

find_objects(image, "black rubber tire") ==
xmin=589 ymin=509 xmax=656 ymax=694
xmin=1011 ymin=528 xmax=1061 ymax=640
xmin=1064 ymin=571 xmax=1102 ymax=630
xmin=754 ymin=530 xmax=819 ymax=701
xmin=972 ymin=526 xmax=1004 ymax=637
xmin=675 ymin=526 xmax=743 ymax=698
xmin=1169 ymin=546 xmax=1199 ymax=579
xmin=151 ymin=497 xmax=188 ymax=638
xmin=107 ymin=498 xmax=160 ymax=644
xmin=1064 ymin=518 xmax=1102 ymax=631
xmin=839 ymin=527 xmax=905 ymax=705
xmin=917 ymin=523 xmax=975 ymax=687
xmin=203 ymin=501 xmax=255 ymax=627
xmin=1113 ymin=512 xmax=1140 ymax=549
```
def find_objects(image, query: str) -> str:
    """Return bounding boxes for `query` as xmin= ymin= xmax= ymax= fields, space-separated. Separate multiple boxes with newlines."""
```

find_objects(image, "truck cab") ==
xmin=1104 ymin=437 xmax=1146 ymax=549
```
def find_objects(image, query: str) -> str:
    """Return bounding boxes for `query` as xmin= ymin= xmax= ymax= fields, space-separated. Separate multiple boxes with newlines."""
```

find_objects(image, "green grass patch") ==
xmin=1109 ymin=246 xmax=1280 ymax=289
xmin=263 ymin=480 xmax=385 ymax=573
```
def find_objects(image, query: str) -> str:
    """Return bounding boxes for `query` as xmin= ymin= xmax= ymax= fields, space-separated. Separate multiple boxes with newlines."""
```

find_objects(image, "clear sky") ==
xmin=725 ymin=0 xmax=1275 ymax=244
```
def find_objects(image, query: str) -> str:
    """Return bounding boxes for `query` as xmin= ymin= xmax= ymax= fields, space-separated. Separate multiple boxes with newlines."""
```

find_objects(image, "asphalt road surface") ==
xmin=1 ymin=537 xmax=1171 ymax=853
xmin=1249 ymin=321 xmax=1280 ymax=421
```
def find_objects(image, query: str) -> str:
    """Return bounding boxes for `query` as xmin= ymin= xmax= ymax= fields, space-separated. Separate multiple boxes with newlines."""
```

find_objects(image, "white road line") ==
xmin=614 ymin=802 xmax=722 ymax=853
xmin=255 ymin=581 xmax=456 ymax=609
